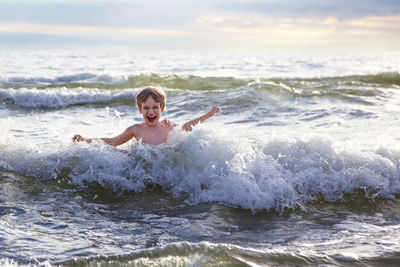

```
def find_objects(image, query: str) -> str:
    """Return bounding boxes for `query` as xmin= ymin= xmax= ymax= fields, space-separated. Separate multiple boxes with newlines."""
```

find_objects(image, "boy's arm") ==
xmin=181 ymin=106 xmax=220 ymax=132
xmin=72 ymin=125 xmax=137 ymax=146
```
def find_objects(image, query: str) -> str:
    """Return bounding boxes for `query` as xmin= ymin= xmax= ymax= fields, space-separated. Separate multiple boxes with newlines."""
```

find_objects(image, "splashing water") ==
xmin=1 ymin=49 xmax=400 ymax=266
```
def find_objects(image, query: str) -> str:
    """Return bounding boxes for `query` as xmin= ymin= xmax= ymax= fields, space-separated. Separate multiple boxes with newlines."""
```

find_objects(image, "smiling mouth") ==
xmin=147 ymin=115 xmax=157 ymax=123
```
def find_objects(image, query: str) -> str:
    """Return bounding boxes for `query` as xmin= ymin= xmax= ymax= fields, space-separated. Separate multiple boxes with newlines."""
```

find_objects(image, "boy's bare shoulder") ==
xmin=126 ymin=122 xmax=145 ymax=132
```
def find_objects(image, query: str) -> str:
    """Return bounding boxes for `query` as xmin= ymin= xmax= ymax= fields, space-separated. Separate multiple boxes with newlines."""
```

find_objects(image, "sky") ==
xmin=0 ymin=0 xmax=399 ymax=51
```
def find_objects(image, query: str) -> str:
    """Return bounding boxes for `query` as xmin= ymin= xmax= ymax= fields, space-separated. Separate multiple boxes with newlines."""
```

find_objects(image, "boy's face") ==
xmin=139 ymin=96 xmax=164 ymax=127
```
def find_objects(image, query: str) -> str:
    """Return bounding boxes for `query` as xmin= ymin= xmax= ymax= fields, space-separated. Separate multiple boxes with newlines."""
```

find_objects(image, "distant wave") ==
xmin=0 ymin=87 xmax=139 ymax=108
xmin=1 ymin=72 xmax=398 ymax=109
xmin=0 ymin=73 xmax=249 ymax=91
xmin=2 ymin=72 xmax=399 ymax=91
xmin=1 ymin=72 xmax=106 ymax=86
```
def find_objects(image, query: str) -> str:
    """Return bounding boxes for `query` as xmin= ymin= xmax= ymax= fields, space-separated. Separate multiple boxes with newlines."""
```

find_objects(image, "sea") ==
xmin=0 ymin=48 xmax=400 ymax=266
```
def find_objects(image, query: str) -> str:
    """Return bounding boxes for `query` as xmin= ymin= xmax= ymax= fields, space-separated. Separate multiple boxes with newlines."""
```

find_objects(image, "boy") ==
xmin=72 ymin=87 xmax=220 ymax=146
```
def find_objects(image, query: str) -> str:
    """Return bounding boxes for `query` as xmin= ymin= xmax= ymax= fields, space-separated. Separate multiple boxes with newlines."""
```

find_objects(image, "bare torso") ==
xmin=134 ymin=119 xmax=175 ymax=145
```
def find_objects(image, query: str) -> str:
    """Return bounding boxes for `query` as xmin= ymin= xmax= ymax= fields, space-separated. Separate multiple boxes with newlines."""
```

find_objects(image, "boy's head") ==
xmin=136 ymin=87 xmax=166 ymax=112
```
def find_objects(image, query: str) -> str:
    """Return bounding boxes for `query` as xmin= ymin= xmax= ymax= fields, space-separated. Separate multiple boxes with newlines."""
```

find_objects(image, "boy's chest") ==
xmin=138 ymin=127 xmax=170 ymax=145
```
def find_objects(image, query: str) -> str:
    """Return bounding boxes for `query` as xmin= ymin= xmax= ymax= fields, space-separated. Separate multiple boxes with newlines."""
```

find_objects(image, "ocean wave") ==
xmin=2 ymin=72 xmax=399 ymax=91
xmin=0 ymin=87 xmax=139 ymax=108
xmin=59 ymin=241 xmax=329 ymax=266
xmin=58 ymin=240 xmax=400 ymax=266
xmin=1 ymin=72 xmax=398 ymax=109
xmin=253 ymin=72 xmax=400 ymax=97
xmin=1 ymin=128 xmax=399 ymax=213
xmin=0 ymin=73 xmax=249 ymax=91
xmin=0 ymin=72 xmax=122 ymax=88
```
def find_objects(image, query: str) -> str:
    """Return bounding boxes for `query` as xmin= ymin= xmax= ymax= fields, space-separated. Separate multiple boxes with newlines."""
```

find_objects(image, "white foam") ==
xmin=1 ymin=124 xmax=400 ymax=213
xmin=0 ymin=87 xmax=139 ymax=108
xmin=0 ymin=258 xmax=20 ymax=267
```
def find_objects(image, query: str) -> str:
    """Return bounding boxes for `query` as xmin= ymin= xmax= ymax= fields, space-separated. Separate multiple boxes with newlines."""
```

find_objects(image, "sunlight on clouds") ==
xmin=194 ymin=13 xmax=400 ymax=33
xmin=0 ymin=0 xmax=399 ymax=50
xmin=0 ymin=11 xmax=399 ymax=51
xmin=346 ymin=15 xmax=400 ymax=30
xmin=190 ymin=13 xmax=400 ymax=50
xmin=322 ymin=17 xmax=339 ymax=25
xmin=0 ymin=22 xmax=181 ymax=37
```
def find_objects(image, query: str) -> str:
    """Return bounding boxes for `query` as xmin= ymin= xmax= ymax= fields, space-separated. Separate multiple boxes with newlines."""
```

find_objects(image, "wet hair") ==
xmin=136 ymin=87 xmax=166 ymax=111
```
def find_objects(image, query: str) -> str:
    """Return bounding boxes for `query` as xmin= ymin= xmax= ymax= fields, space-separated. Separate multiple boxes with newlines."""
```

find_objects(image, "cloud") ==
xmin=187 ymin=12 xmax=400 ymax=50
xmin=346 ymin=15 xmax=400 ymax=30
xmin=191 ymin=12 xmax=400 ymax=35
xmin=215 ymin=0 xmax=400 ymax=20
xmin=0 ymin=0 xmax=399 ymax=50
xmin=0 ymin=22 xmax=181 ymax=37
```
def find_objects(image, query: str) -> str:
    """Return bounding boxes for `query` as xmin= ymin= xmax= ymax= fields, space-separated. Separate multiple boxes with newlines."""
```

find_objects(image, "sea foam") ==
xmin=0 ymin=87 xmax=139 ymax=108
xmin=1 ymin=125 xmax=399 ymax=213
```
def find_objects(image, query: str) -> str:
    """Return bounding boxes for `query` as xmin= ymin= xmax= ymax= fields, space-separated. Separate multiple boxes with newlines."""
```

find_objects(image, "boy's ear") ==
xmin=161 ymin=106 xmax=165 ymax=113
xmin=138 ymin=105 xmax=143 ymax=114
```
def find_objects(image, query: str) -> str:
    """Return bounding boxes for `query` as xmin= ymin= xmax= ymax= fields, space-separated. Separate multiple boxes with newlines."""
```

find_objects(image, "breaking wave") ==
xmin=1 ymin=127 xmax=399 ymax=213
xmin=1 ymin=72 xmax=399 ymax=109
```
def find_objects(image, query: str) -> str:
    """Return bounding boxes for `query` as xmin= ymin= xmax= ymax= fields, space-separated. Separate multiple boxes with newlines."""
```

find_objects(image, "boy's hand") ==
xmin=72 ymin=134 xmax=86 ymax=142
xmin=181 ymin=106 xmax=220 ymax=132
xmin=208 ymin=106 xmax=220 ymax=116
